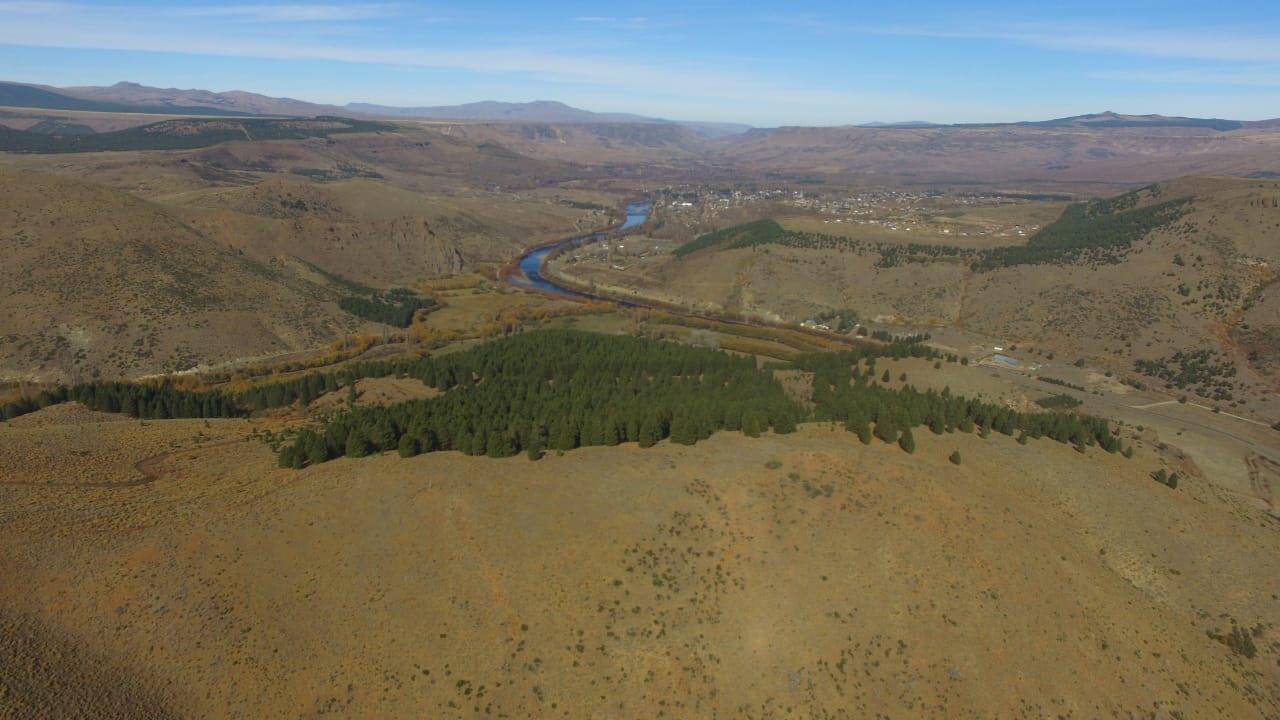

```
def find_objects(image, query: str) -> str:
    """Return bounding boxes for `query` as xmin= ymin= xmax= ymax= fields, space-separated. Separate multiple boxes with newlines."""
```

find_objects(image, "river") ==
xmin=515 ymin=201 xmax=650 ymax=296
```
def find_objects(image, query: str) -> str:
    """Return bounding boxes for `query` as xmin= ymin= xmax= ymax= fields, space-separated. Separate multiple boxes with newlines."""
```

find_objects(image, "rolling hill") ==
xmin=0 ymin=80 xmax=255 ymax=117
xmin=2 ymin=80 xmax=751 ymax=136
xmin=0 ymin=116 xmax=394 ymax=153
xmin=565 ymin=176 xmax=1280 ymax=414
xmin=0 ymin=167 xmax=361 ymax=381
xmin=716 ymin=122 xmax=1280 ymax=188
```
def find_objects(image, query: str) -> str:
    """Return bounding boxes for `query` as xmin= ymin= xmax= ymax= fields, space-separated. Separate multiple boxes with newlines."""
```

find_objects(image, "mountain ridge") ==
xmin=0 ymin=80 xmax=752 ymax=136
xmin=4 ymin=80 xmax=1277 ymax=135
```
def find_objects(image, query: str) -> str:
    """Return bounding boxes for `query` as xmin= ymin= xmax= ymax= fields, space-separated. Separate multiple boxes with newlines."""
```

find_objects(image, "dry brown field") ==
xmin=2 ymin=404 xmax=1279 ymax=718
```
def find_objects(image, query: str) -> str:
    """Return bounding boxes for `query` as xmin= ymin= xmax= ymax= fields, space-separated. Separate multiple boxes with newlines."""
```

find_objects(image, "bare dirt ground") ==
xmin=2 ymin=407 xmax=1278 ymax=718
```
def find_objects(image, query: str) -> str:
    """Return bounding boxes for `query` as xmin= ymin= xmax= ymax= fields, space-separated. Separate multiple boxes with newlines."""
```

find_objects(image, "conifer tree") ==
xmin=346 ymin=428 xmax=370 ymax=458
xmin=670 ymin=412 xmax=698 ymax=445
xmin=398 ymin=434 xmax=419 ymax=458
xmin=856 ymin=423 xmax=872 ymax=445
xmin=898 ymin=427 xmax=916 ymax=454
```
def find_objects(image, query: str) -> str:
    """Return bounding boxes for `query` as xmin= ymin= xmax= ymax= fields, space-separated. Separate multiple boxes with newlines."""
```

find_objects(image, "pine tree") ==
xmin=346 ymin=428 xmax=370 ymax=458
xmin=637 ymin=416 xmax=662 ymax=448
xmin=553 ymin=422 xmax=577 ymax=452
xmin=397 ymin=434 xmax=419 ymax=458
xmin=856 ymin=423 xmax=872 ymax=445
xmin=306 ymin=434 xmax=329 ymax=465
xmin=670 ymin=412 xmax=698 ymax=445
xmin=481 ymin=427 xmax=512 ymax=456
xmin=898 ymin=427 xmax=916 ymax=454
xmin=874 ymin=418 xmax=897 ymax=443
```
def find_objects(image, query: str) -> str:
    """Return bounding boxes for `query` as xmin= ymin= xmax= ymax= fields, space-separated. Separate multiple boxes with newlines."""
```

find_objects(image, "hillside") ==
xmin=2 ymin=80 xmax=751 ymax=136
xmin=0 ymin=116 xmax=394 ymax=153
xmin=0 ymin=124 xmax=613 ymax=381
xmin=557 ymin=177 xmax=1280 ymax=419
xmin=717 ymin=124 xmax=1280 ymax=188
xmin=165 ymin=174 xmax=606 ymax=286
xmin=349 ymin=99 xmax=661 ymax=123
xmin=1 ymin=410 xmax=1277 ymax=717
xmin=0 ymin=80 xmax=252 ymax=117
xmin=434 ymin=121 xmax=714 ymax=163
xmin=59 ymin=80 xmax=351 ymax=117
xmin=0 ymin=167 xmax=367 ymax=381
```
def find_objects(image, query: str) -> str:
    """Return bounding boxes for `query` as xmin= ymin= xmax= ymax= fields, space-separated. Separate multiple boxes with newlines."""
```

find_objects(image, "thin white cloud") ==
xmin=572 ymin=16 xmax=649 ymax=25
xmin=172 ymin=4 xmax=401 ymax=22
xmin=1092 ymin=68 xmax=1280 ymax=88
xmin=0 ymin=6 xmax=774 ymax=95
xmin=3 ymin=3 xmax=1279 ymax=124
xmin=0 ymin=1 xmax=403 ymax=22
xmin=818 ymin=19 xmax=1280 ymax=64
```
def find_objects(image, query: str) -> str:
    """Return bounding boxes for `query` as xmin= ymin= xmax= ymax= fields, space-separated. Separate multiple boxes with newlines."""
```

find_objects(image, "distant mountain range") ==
xmin=857 ymin=112 xmax=1263 ymax=131
xmin=0 ymin=81 xmax=751 ymax=137
xmin=2 ymin=81 xmax=1277 ymax=136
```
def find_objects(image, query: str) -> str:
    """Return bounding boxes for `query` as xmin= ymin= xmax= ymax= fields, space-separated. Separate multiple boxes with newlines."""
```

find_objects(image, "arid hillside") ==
xmin=0 ymin=167 xmax=362 ymax=382
xmin=5 ymin=107 xmax=1280 ymax=191
xmin=553 ymin=176 xmax=1280 ymax=417
xmin=434 ymin=120 xmax=711 ymax=164
xmin=0 ymin=122 xmax=618 ymax=381
xmin=162 ymin=175 xmax=607 ymax=286
xmin=0 ymin=409 xmax=1276 ymax=718
xmin=715 ymin=124 xmax=1280 ymax=189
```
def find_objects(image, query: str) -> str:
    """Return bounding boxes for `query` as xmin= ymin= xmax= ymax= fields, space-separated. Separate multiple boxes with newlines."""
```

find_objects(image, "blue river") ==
xmin=516 ymin=201 xmax=650 ymax=295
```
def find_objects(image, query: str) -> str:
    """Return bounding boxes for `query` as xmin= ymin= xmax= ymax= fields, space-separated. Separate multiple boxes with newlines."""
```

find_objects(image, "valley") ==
xmin=1 ymin=75 xmax=1279 ymax=720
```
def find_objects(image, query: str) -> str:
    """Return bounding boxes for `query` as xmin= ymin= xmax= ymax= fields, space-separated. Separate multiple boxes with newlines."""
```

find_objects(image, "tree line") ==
xmin=338 ymin=288 xmax=435 ymax=328
xmin=277 ymin=329 xmax=802 ymax=467
xmin=0 ymin=382 xmax=243 ymax=421
xmin=1 ymin=329 xmax=1126 ymax=470
xmin=792 ymin=342 xmax=1124 ymax=454
xmin=670 ymin=185 xmax=1190 ymax=273
xmin=973 ymin=195 xmax=1191 ymax=270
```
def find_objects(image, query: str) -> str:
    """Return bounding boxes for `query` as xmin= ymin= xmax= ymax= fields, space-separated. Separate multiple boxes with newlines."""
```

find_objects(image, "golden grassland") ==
xmin=1 ymin=406 xmax=1278 ymax=718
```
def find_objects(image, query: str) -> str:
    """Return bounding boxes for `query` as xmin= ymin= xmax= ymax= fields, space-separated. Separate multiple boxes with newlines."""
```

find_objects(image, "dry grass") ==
xmin=1 ymin=409 xmax=1277 ymax=718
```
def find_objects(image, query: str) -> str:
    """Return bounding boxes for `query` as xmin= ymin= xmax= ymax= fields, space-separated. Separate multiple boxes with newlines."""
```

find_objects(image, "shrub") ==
xmin=1151 ymin=468 xmax=1179 ymax=489
xmin=949 ymin=450 xmax=961 ymax=465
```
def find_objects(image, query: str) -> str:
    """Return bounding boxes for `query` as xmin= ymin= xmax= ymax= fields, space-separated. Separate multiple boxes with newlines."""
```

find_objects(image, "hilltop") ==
xmin=1 ymin=408 xmax=1276 ymax=717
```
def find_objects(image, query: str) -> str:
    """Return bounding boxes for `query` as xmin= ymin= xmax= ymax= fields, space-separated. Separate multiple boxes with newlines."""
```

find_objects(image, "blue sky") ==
xmin=2 ymin=1 xmax=1279 ymax=126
